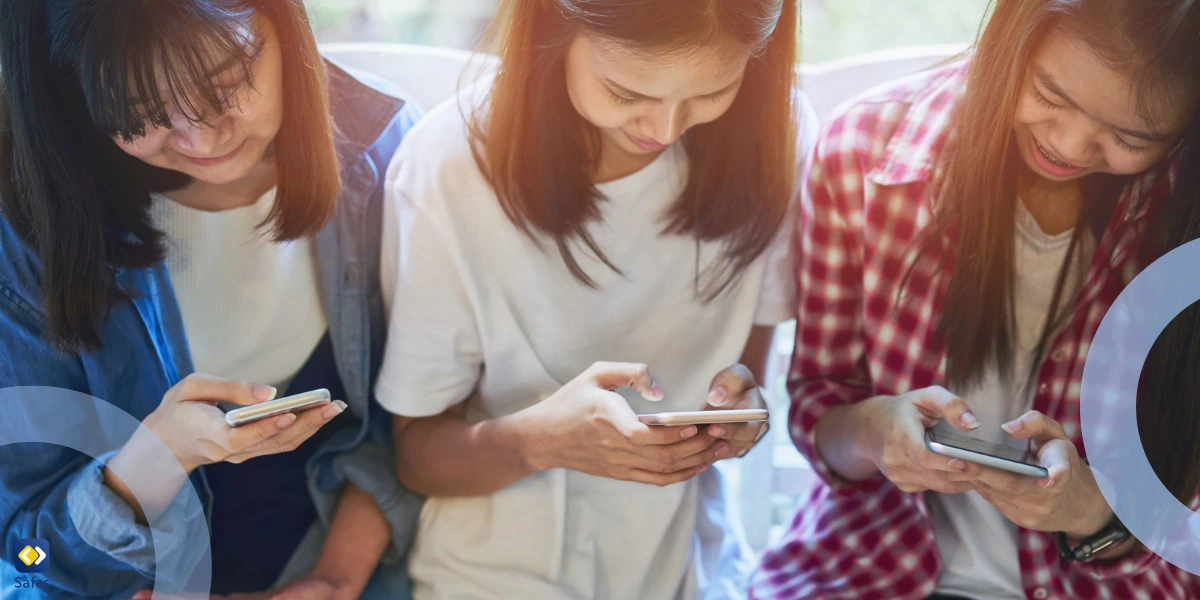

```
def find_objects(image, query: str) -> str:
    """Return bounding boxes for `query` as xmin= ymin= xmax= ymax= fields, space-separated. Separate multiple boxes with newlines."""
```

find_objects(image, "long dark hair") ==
xmin=468 ymin=0 xmax=799 ymax=299
xmin=922 ymin=0 xmax=1200 ymax=500
xmin=0 ymin=0 xmax=339 ymax=353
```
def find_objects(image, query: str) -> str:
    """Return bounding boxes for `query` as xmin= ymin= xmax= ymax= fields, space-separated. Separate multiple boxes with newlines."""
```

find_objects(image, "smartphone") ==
xmin=925 ymin=420 xmax=1048 ymax=477
xmin=224 ymin=389 xmax=332 ymax=427
xmin=637 ymin=409 xmax=769 ymax=426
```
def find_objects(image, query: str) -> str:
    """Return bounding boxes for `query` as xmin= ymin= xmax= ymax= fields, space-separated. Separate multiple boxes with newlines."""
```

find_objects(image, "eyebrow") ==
xmin=1035 ymin=68 xmax=1170 ymax=142
xmin=602 ymin=76 xmax=743 ymax=102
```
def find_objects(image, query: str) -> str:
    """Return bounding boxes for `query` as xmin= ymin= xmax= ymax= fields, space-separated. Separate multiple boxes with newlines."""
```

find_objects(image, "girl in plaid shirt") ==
xmin=754 ymin=0 xmax=1200 ymax=599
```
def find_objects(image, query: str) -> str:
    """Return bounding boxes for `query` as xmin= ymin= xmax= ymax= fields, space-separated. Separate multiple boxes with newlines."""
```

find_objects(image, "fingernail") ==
xmin=697 ymin=465 xmax=709 ymax=474
xmin=680 ymin=426 xmax=697 ymax=439
xmin=277 ymin=413 xmax=298 ymax=428
xmin=709 ymin=425 xmax=727 ymax=437
xmin=1039 ymin=476 xmax=1054 ymax=488
xmin=960 ymin=412 xmax=980 ymax=429
xmin=707 ymin=386 xmax=728 ymax=406
xmin=255 ymin=385 xmax=278 ymax=402
xmin=1002 ymin=419 xmax=1022 ymax=434
xmin=715 ymin=443 xmax=729 ymax=458
xmin=949 ymin=459 xmax=966 ymax=471
xmin=737 ymin=449 xmax=747 ymax=457
xmin=323 ymin=402 xmax=345 ymax=419
xmin=651 ymin=383 xmax=664 ymax=399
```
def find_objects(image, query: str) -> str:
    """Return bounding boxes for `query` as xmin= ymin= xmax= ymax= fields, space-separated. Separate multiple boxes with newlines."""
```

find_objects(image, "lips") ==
xmin=1029 ymin=137 xmax=1085 ymax=178
xmin=625 ymin=132 xmax=667 ymax=152
xmin=180 ymin=141 xmax=245 ymax=167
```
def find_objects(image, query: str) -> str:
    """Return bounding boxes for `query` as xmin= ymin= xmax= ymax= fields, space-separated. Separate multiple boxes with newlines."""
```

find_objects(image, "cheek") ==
xmin=1102 ymin=146 xmax=1169 ymax=176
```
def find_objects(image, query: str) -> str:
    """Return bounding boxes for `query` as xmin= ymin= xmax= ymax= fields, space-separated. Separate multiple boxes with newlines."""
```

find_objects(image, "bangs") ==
xmin=59 ymin=1 xmax=262 ymax=141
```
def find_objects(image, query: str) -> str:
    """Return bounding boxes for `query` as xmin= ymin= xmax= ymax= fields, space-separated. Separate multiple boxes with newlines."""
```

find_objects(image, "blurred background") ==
xmin=304 ymin=0 xmax=991 ymax=63
xmin=307 ymin=0 xmax=992 ymax=548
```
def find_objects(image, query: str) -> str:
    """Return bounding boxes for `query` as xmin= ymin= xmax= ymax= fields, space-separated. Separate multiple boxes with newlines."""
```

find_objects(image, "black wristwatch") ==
xmin=1055 ymin=517 xmax=1131 ymax=562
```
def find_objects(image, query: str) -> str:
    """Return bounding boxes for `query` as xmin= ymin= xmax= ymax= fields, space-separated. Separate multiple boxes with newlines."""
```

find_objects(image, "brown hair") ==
xmin=467 ymin=0 xmax=798 ymax=298
xmin=0 ymin=0 xmax=338 ymax=352
xmin=922 ymin=0 xmax=1200 ymax=390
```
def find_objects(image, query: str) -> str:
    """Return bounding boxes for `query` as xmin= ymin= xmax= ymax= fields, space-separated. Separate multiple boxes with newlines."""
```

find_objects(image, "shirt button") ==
xmin=1039 ymin=383 xmax=1049 ymax=394
xmin=1050 ymin=347 xmax=1068 ymax=361
xmin=1033 ymin=588 xmax=1048 ymax=599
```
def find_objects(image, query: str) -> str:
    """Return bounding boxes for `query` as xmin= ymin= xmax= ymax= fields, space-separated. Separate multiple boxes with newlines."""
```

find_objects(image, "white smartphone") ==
xmin=224 ymin=389 xmax=332 ymax=427
xmin=925 ymin=420 xmax=1048 ymax=477
xmin=638 ymin=409 xmax=769 ymax=426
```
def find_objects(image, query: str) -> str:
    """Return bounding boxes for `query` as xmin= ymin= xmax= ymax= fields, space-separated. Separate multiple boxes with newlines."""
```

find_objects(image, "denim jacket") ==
xmin=0 ymin=58 xmax=423 ymax=598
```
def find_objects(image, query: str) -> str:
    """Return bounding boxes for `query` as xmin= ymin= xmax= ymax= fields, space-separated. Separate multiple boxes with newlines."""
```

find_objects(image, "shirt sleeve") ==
xmin=0 ymin=293 xmax=155 ymax=596
xmin=753 ymin=92 xmax=824 ymax=326
xmin=374 ymin=154 xmax=484 ymax=418
xmin=786 ymin=108 xmax=887 ymax=496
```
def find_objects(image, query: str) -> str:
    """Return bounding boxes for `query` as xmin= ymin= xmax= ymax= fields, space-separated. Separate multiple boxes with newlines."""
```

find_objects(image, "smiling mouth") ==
xmin=1034 ymin=140 xmax=1077 ymax=169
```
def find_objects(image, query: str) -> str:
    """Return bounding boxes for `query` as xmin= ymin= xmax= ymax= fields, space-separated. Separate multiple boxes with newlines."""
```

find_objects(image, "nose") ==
xmin=169 ymin=111 xmax=236 ymax=157
xmin=640 ymin=103 xmax=688 ymax=146
xmin=1046 ymin=114 xmax=1100 ymax=166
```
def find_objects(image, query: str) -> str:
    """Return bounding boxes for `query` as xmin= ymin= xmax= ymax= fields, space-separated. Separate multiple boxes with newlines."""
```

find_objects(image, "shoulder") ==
xmin=384 ymin=80 xmax=495 ymax=216
xmin=812 ymin=59 xmax=967 ymax=185
xmin=323 ymin=56 xmax=424 ymax=155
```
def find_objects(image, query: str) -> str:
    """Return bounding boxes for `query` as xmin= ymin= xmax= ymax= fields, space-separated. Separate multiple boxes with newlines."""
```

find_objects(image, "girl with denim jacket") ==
xmin=0 ymin=1 xmax=422 ymax=598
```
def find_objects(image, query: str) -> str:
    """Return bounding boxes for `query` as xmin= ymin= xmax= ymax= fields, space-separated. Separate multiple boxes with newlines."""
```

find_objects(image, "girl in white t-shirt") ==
xmin=375 ymin=0 xmax=817 ymax=598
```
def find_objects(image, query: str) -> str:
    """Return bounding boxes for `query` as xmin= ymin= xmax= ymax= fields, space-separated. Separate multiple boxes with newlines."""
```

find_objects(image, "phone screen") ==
xmin=926 ymin=420 xmax=1034 ymax=464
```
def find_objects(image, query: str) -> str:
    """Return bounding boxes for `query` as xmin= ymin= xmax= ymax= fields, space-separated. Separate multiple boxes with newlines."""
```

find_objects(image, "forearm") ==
xmin=394 ymin=409 xmax=537 ymax=497
xmin=310 ymin=484 xmax=391 ymax=600
xmin=813 ymin=396 xmax=882 ymax=481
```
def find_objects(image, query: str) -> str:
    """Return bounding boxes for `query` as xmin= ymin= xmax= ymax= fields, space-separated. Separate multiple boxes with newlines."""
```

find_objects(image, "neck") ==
xmin=1017 ymin=167 xmax=1083 ymax=236
xmin=164 ymin=160 xmax=277 ymax=212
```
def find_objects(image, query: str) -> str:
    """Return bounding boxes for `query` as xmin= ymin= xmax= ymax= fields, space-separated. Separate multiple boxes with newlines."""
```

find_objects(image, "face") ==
xmin=564 ymin=34 xmax=749 ymax=160
xmin=111 ymin=15 xmax=284 ymax=186
xmin=1012 ymin=27 xmax=1189 ymax=182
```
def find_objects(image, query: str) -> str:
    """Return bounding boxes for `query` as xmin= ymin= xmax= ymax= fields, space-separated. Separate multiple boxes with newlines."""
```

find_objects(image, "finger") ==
xmin=909 ymin=386 xmax=979 ymax=430
xmin=625 ymin=464 xmax=709 ymax=487
xmin=627 ymin=432 xmax=718 ymax=462
xmin=1001 ymin=410 xmax=1068 ymax=445
xmin=707 ymin=420 xmax=766 ymax=443
xmin=175 ymin=373 xmax=277 ymax=406
xmin=913 ymin=447 xmax=983 ymax=477
xmin=235 ymin=401 xmax=346 ymax=457
xmin=587 ymin=362 xmax=663 ymax=401
xmin=624 ymin=437 xmax=722 ymax=473
xmin=706 ymin=364 xmax=757 ymax=407
xmin=974 ymin=464 xmax=1037 ymax=495
xmin=1034 ymin=438 xmax=1074 ymax=489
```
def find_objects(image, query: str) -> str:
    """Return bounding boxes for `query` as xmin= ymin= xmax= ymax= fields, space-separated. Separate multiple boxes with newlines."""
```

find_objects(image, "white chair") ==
xmin=318 ymin=41 xmax=968 ymax=551
xmin=321 ymin=42 xmax=495 ymax=113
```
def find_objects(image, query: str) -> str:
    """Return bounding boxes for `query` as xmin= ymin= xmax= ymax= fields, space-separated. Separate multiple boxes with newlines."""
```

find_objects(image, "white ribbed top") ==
xmin=151 ymin=189 xmax=326 ymax=392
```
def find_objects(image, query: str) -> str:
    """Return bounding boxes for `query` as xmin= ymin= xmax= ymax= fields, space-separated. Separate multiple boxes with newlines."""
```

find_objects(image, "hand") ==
xmin=519 ymin=362 xmax=722 ymax=487
xmin=701 ymin=364 xmax=770 ymax=461
xmin=857 ymin=385 xmax=984 ymax=494
xmin=971 ymin=410 xmax=1113 ymax=539
xmin=143 ymin=374 xmax=347 ymax=473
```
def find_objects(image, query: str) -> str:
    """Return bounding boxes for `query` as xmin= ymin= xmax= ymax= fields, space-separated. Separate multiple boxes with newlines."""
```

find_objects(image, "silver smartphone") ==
xmin=637 ymin=409 xmax=769 ymax=426
xmin=224 ymin=389 xmax=332 ymax=427
xmin=925 ymin=420 xmax=1048 ymax=477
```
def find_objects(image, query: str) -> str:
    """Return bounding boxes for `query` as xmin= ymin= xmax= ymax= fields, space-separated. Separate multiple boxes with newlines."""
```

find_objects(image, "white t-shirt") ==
xmin=929 ymin=199 xmax=1091 ymax=599
xmin=152 ymin=189 xmax=326 ymax=392
xmin=375 ymin=91 xmax=819 ymax=600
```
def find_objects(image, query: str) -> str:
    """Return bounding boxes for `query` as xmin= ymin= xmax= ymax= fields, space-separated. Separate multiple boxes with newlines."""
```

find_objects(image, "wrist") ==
xmin=487 ymin=408 xmax=545 ymax=475
xmin=140 ymin=411 xmax=200 ymax=475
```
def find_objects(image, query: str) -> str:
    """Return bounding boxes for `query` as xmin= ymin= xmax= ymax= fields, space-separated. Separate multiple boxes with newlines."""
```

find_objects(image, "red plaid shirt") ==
xmin=751 ymin=61 xmax=1197 ymax=600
